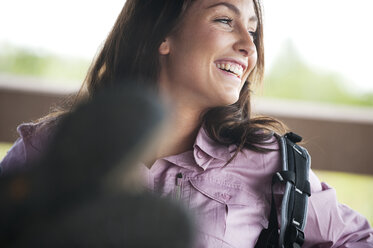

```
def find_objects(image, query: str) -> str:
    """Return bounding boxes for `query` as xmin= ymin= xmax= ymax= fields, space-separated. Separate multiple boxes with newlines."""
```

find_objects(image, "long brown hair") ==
xmin=56 ymin=0 xmax=285 ymax=157
xmin=81 ymin=0 xmax=192 ymax=97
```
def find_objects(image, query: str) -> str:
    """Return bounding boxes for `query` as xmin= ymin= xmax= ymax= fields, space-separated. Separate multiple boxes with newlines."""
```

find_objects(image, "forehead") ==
xmin=192 ymin=0 xmax=257 ymax=19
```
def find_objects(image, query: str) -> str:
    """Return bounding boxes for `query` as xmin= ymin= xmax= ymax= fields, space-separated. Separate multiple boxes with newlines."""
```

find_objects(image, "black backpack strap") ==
xmin=278 ymin=132 xmax=311 ymax=248
xmin=255 ymin=132 xmax=311 ymax=248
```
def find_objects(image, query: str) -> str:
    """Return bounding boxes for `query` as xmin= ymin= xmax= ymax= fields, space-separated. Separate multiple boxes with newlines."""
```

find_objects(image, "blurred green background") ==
xmin=262 ymin=42 xmax=373 ymax=107
xmin=1 ymin=42 xmax=373 ymax=107
xmin=0 ymin=43 xmax=89 ymax=87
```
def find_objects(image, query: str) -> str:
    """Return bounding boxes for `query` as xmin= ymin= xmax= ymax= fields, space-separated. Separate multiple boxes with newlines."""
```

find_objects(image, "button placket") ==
xmin=174 ymin=172 xmax=183 ymax=200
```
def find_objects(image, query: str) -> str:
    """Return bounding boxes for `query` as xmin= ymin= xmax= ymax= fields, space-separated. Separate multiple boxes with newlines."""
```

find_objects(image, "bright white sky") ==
xmin=0 ymin=0 xmax=372 ymax=92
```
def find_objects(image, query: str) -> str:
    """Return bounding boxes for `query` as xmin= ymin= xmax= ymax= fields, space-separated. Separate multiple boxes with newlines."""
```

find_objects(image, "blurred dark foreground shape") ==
xmin=0 ymin=81 xmax=195 ymax=248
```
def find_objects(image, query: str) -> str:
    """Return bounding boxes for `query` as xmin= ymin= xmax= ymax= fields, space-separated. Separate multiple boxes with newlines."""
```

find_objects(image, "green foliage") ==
xmin=263 ymin=42 xmax=373 ymax=107
xmin=0 ymin=43 xmax=90 ymax=85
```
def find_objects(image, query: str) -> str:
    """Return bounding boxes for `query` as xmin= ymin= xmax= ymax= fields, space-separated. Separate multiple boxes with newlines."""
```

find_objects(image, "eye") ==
xmin=214 ymin=18 xmax=233 ymax=26
xmin=248 ymin=31 xmax=257 ymax=41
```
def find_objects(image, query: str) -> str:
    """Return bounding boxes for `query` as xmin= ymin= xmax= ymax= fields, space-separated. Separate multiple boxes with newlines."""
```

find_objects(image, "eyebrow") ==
xmin=206 ymin=2 xmax=258 ymax=23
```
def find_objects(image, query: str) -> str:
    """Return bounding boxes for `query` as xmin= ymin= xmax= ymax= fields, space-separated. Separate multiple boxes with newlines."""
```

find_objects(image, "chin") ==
xmin=215 ymin=93 xmax=240 ymax=107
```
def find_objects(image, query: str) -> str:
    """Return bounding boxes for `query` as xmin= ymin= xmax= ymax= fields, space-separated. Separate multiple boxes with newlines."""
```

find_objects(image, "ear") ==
xmin=159 ymin=38 xmax=170 ymax=55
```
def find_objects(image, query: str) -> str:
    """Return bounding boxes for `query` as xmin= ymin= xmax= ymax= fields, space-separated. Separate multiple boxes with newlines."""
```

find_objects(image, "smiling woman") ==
xmin=157 ymin=0 xmax=258 ymax=109
xmin=1 ymin=0 xmax=373 ymax=247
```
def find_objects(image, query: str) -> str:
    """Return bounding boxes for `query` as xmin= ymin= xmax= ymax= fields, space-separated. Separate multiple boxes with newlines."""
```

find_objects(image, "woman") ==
xmin=1 ymin=0 xmax=373 ymax=247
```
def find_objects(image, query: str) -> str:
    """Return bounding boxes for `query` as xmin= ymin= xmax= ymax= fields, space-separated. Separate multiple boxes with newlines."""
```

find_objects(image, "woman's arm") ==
xmin=304 ymin=170 xmax=373 ymax=247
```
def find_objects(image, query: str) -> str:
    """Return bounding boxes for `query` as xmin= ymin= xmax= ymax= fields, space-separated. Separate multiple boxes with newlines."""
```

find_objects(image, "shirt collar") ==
xmin=192 ymin=126 xmax=232 ymax=170
xmin=158 ymin=126 xmax=233 ymax=171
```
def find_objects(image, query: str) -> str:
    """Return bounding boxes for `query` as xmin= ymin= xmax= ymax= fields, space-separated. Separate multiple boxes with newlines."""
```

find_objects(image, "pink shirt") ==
xmin=1 ymin=122 xmax=373 ymax=247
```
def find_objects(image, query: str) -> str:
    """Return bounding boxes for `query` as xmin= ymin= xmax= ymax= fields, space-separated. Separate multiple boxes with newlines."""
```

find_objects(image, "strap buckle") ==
xmin=285 ymin=224 xmax=305 ymax=247
xmin=273 ymin=171 xmax=295 ymax=185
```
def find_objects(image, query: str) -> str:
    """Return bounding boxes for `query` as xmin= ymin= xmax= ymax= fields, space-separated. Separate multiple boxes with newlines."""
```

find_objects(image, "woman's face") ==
xmin=158 ymin=0 xmax=258 ymax=109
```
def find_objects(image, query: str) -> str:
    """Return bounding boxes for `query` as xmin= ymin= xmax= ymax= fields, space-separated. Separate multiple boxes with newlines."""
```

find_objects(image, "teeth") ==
xmin=216 ymin=62 xmax=243 ymax=78
xmin=233 ymin=66 xmax=238 ymax=75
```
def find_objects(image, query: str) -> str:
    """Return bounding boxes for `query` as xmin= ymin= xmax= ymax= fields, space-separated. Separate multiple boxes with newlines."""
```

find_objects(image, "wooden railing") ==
xmin=0 ymin=75 xmax=78 ymax=142
xmin=1 ymin=76 xmax=373 ymax=175
xmin=253 ymin=98 xmax=373 ymax=175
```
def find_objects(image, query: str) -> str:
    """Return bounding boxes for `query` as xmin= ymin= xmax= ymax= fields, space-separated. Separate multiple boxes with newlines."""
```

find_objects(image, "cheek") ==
xmin=179 ymin=24 xmax=231 ymax=58
xmin=244 ymin=51 xmax=258 ymax=79
xmin=171 ymin=31 xmax=224 ymax=76
xmin=250 ymin=54 xmax=258 ymax=72
xmin=203 ymin=28 xmax=232 ymax=52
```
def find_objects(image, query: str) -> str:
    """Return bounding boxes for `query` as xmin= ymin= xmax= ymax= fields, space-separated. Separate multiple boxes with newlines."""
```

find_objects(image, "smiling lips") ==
xmin=215 ymin=62 xmax=244 ymax=78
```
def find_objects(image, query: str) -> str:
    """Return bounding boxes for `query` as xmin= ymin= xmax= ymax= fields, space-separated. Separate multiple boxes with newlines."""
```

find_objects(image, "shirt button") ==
xmin=196 ymin=150 xmax=204 ymax=159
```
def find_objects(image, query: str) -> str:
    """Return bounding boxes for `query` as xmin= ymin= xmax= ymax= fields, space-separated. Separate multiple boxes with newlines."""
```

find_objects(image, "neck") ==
xmin=144 ymin=103 xmax=203 ymax=168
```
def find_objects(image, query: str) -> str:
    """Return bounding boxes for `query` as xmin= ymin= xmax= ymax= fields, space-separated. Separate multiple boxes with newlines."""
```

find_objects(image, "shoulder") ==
xmin=237 ymin=134 xmax=282 ymax=173
xmin=16 ymin=119 xmax=55 ymax=148
xmin=219 ymin=135 xmax=282 ymax=196
xmin=0 ymin=117 xmax=60 ymax=176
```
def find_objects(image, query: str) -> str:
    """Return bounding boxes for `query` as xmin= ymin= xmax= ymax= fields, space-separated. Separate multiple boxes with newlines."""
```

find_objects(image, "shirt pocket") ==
xmin=189 ymin=175 xmax=268 ymax=247
xmin=224 ymin=191 xmax=268 ymax=247
xmin=189 ymin=176 xmax=230 ymax=240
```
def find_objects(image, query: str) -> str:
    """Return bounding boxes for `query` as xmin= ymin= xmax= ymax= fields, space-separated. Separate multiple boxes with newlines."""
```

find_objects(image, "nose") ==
xmin=233 ymin=27 xmax=257 ymax=57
